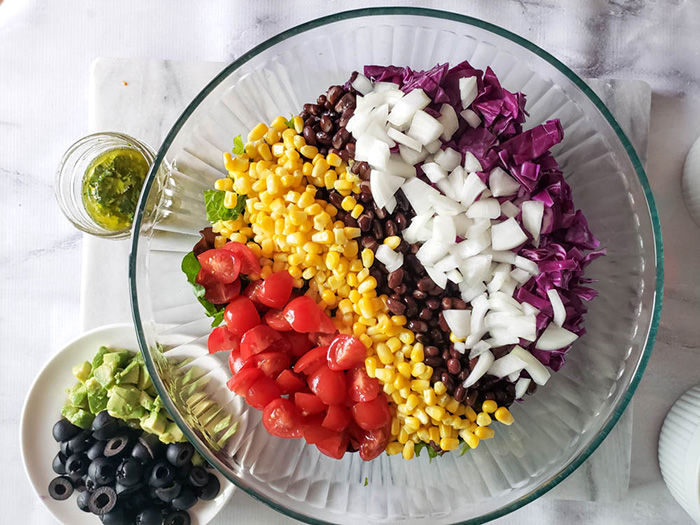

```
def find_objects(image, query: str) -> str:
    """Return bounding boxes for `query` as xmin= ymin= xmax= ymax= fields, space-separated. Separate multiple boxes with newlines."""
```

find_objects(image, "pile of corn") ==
xmin=212 ymin=116 xmax=514 ymax=459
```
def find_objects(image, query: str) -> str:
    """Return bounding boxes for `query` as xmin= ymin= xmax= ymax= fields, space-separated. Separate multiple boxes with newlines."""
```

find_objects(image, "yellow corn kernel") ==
xmin=357 ymin=268 xmax=370 ymax=282
xmin=270 ymin=116 xmax=288 ymax=130
xmin=299 ymin=145 xmax=318 ymax=159
xmin=410 ymin=346 xmax=425 ymax=363
xmin=449 ymin=332 xmax=465 ymax=344
xmin=344 ymin=227 xmax=362 ymax=239
xmin=433 ymin=381 xmax=447 ymax=396
xmin=395 ymin=362 xmax=411 ymax=380
xmin=402 ymin=440 xmax=415 ymax=460
xmin=363 ymin=356 xmax=378 ymax=378
xmin=476 ymin=412 xmax=492 ymax=427
xmin=417 ymin=428 xmax=430 ymax=443
xmin=214 ymin=178 xmax=234 ymax=192
xmin=375 ymin=367 xmax=396 ymax=384
xmin=359 ymin=334 xmax=373 ymax=348
xmin=440 ymin=437 xmax=460 ymax=451
xmin=425 ymin=406 xmax=446 ymax=422
xmin=325 ymin=251 xmax=340 ymax=270
xmin=311 ymin=231 xmax=333 ymax=244
xmin=223 ymin=191 xmax=239 ymax=209
xmin=350 ymin=204 xmax=364 ymax=219
xmin=411 ymin=380 xmax=430 ymax=392
xmin=327 ymin=152 xmax=342 ymax=167
xmin=423 ymin=389 xmax=437 ymax=406
xmin=214 ymin=235 xmax=226 ymax=249
xmin=495 ymin=407 xmax=514 ymax=426
xmin=459 ymin=430 xmax=479 ymax=449
xmin=385 ymin=337 xmax=400 ymax=353
xmin=376 ymin=343 xmax=394 ymax=366
xmin=398 ymin=428 xmax=409 ymax=445
xmin=386 ymin=442 xmax=403 ymax=456
xmin=229 ymin=232 xmax=247 ymax=244
xmin=248 ymin=123 xmax=268 ymax=142
xmin=482 ymin=400 xmax=498 ymax=414
xmin=437 ymin=394 xmax=451 ymax=408
xmin=341 ymin=196 xmax=357 ymax=211
xmin=474 ymin=427 xmax=495 ymax=440
xmin=444 ymin=399 xmax=460 ymax=415
xmin=393 ymin=375 xmax=409 ymax=392
xmin=383 ymin=236 xmax=401 ymax=250
xmin=357 ymin=276 xmax=377 ymax=294
xmin=292 ymin=115 xmax=304 ymax=133
xmin=257 ymin=142 xmax=272 ymax=161
xmin=399 ymin=330 xmax=415 ymax=345
xmin=291 ymin=134 xmax=305 ymax=150
xmin=361 ymin=249 xmax=374 ymax=268
xmin=411 ymin=362 xmax=427 ymax=378
xmin=334 ymin=179 xmax=352 ymax=191
xmin=271 ymin=143 xmax=285 ymax=157
xmin=464 ymin=406 xmax=478 ymax=422
xmin=405 ymin=394 xmax=420 ymax=412
xmin=404 ymin=417 xmax=420 ymax=431
xmin=414 ymin=408 xmax=429 ymax=426
xmin=429 ymin=427 xmax=441 ymax=444
xmin=260 ymin=265 xmax=273 ymax=280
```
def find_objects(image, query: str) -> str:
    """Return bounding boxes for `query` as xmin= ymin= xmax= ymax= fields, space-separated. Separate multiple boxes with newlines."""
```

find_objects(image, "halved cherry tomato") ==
xmin=316 ymin=431 xmax=348 ymax=460
xmin=263 ymin=309 xmax=292 ymax=331
xmin=347 ymin=367 xmax=380 ymax=403
xmin=224 ymin=296 xmax=260 ymax=336
xmin=240 ymin=325 xmax=288 ymax=360
xmin=352 ymin=396 xmax=392 ymax=431
xmin=245 ymin=376 xmax=282 ymax=410
xmin=275 ymin=369 xmax=306 ymax=395
xmin=258 ymin=271 xmax=293 ymax=308
xmin=303 ymin=422 xmax=337 ymax=445
xmin=262 ymin=398 xmax=303 ymax=439
xmin=293 ymin=346 xmax=329 ymax=375
xmin=359 ymin=424 xmax=390 ymax=461
xmin=283 ymin=296 xmax=336 ymax=334
xmin=308 ymin=364 xmax=347 ymax=406
xmin=228 ymin=347 xmax=253 ymax=375
xmin=199 ymin=277 xmax=241 ymax=305
xmin=222 ymin=242 xmax=261 ymax=275
xmin=208 ymin=326 xmax=241 ymax=354
xmin=226 ymin=368 xmax=264 ymax=396
xmin=253 ymin=351 xmax=291 ymax=379
xmin=294 ymin=392 xmax=327 ymax=416
xmin=309 ymin=332 xmax=337 ymax=348
xmin=322 ymin=405 xmax=351 ymax=432
xmin=197 ymin=249 xmax=241 ymax=284
xmin=347 ymin=421 xmax=366 ymax=451
xmin=327 ymin=334 xmax=366 ymax=371
xmin=286 ymin=332 xmax=314 ymax=358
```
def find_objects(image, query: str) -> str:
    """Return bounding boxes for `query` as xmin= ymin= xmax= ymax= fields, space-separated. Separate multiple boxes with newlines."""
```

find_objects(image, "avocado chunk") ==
xmin=93 ymin=362 xmax=117 ymax=389
xmin=72 ymin=361 xmax=92 ymax=383
xmin=102 ymin=349 xmax=131 ymax=369
xmin=61 ymin=405 xmax=95 ymax=429
xmin=108 ymin=385 xmax=142 ymax=418
xmin=115 ymin=359 xmax=140 ymax=385
xmin=139 ymin=390 xmax=155 ymax=411
xmin=91 ymin=346 xmax=109 ymax=369
xmin=137 ymin=363 xmax=153 ymax=392
xmin=87 ymin=389 xmax=108 ymax=414
xmin=161 ymin=422 xmax=185 ymax=444
xmin=67 ymin=382 xmax=88 ymax=409
xmin=141 ymin=410 xmax=168 ymax=436
xmin=84 ymin=377 xmax=102 ymax=394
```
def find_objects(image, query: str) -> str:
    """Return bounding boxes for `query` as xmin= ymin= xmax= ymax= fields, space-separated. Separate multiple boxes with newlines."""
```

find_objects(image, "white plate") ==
xmin=19 ymin=323 xmax=235 ymax=525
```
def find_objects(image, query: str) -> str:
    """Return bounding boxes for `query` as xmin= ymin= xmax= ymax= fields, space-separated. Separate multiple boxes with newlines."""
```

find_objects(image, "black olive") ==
xmin=171 ymin=486 xmax=197 ymax=510
xmin=52 ymin=419 xmax=80 ymax=443
xmin=88 ymin=485 xmax=117 ymax=515
xmin=91 ymin=411 xmax=117 ymax=431
xmin=65 ymin=453 xmax=89 ymax=477
xmin=196 ymin=473 xmax=220 ymax=501
xmin=154 ymin=480 xmax=182 ymax=503
xmin=87 ymin=440 xmax=107 ymax=461
xmin=100 ymin=505 xmax=131 ymax=525
xmin=187 ymin=466 xmax=208 ymax=488
xmin=68 ymin=429 xmax=94 ymax=453
xmin=164 ymin=510 xmax=191 ymax=525
xmin=77 ymin=489 xmax=91 ymax=512
xmin=88 ymin=457 xmax=116 ymax=486
xmin=48 ymin=476 xmax=73 ymax=501
xmin=139 ymin=434 xmax=164 ymax=460
xmin=60 ymin=440 xmax=72 ymax=457
xmin=131 ymin=442 xmax=152 ymax=464
xmin=103 ymin=434 xmax=134 ymax=459
xmin=165 ymin=443 xmax=194 ymax=468
xmin=93 ymin=419 xmax=120 ymax=441
xmin=52 ymin=452 xmax=67 ymax=475
xmin=116 ymin=458 xmax=144 ymax=487
xmin=73 ymin=476 xmax=87 ymax=492
xmin=135 ymin=507 xmax=164 ymax=525
xmin=148 ymin=460 xmax=175 ymax=488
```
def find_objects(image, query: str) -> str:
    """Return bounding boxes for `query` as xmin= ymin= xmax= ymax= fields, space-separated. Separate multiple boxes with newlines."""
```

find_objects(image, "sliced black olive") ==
xmin=88 ymin=457 xmax=116 ymax=486
xmin=196 ymin=473 xmax=220 ymax=501
xmin=87 ymin=440 xmax=107 ymax=461
xmin=116 ymin=458 xmax=144 ymax=487
xmin=166 ymin=443 xmax=194 ymax=467
xmin=154 ymin=480 xmax=181 ymax=503
xmin=65 ymin=453 xmax=89 ymax=477
xmin=171 ymin=486 xmax=197 ymax=510
xmin=148 ymin=460 xmax=175 ymax=488
xmin=88 ymin=485 xmax=117 ymax=515
xmin=135 ymin=507 xmax=164 ymax=525
xmin=131 ymin=442 xmax=152 ymax=464
xmin=139 ymin=434 xmax=164 ymax=460
xmin=52 ymin=452 xmax=67 ymax=475
xmin=187 ymin=466 xmax=208 ymax=488
xmin=48 ymin=476 xmax=73 ymax=501
xmin=68 ymin=429 xmax=94 ymax=453
xmin=73 ymin=476 xmax=87 ymax=493
xmin=91 ymin=411 xmax=117 ymax=431
xmin=164 ymin=510 xmax=191 ymax=525
xmin=77 ymin=489 xmax=91 ymax=511
xmin=52 ymin=419 xmax=80 ymax=442
xmin=103 ymin=434 xmax=134 ymax=459
xmin=100 ymin=505 xmax=130 ymax=525
xmin=60 ymin=440 xmax=72 ymax=457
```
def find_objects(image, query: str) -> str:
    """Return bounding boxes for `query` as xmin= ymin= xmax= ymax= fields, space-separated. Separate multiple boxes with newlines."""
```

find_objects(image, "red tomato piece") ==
xmin=309 ymin=332 xmax=337 ymax=348
xmin=275 ymin=369 xmax=306 ymax=395
xmin=221 ymin=242 xmax=261 ymax=275
xmin=240 ymin=325 xmax=288 ymax=360
xmin=303 ymin=422 xmax=337 ymax=445
xmin=228 ymin=347 xmax=253 ymax=375
xmin=347 ymin=421 xmax=365 ymax=451
xmin=316 ymin=431 xmax=348 ymax=460
xmin=293 ymin=346 xmax=329 ymax=375
xmin=351 ymin=396 xmax=392 ymax=431
xmin=242 ymin=280 xmax=265 ymax=310
xmin=308 ymin=364 xmax=347 ymax=406
xmin=197 ymin=249 xmax=241 ymax=284
xmin=286 ymin=332 xmax=313 ymax=358
xmin=322 ymin=405 xmax=351 ymax=432
xmin=262 ymin=398 xmax=303 ymax=439
xmin=200 ymin=278 xmax=241 ymax=305
xmin=226 ymin=368 xmax=264 ymax=396
xmin=283 ymin=296 xmax=336 ymax=334
xmin=253 ymin=351 xmax=291 ymax=379
xmin=359 ymin=424 xmax=390 ymax=461
xmin=327 ymin=334 xmax=367 ymax=371
xmin=347 ymin=367 xmax=380 ymax=403
xmin=263 ymin=309 xmax=292 ymax=331
xmin=245 ymin=376 xmax=282 ymax=410
xmin=294 ymin=392 xmax=327 ymax=416
xmin=224 ymin=296 xmax=260 ymax=336
xmin=208 ymin=326 xmax=241 ymax=354
xmin=258 ymin=271 xmax=294 ymax=309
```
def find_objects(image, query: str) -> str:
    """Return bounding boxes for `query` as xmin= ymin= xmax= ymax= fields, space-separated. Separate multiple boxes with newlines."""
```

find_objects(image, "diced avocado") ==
xmin=108 ymin=385 xmax=143 ymax=419
xmin=115 ymin=359 xmax=140 ymax=385
xmin=112 ymin=385 xmax=141 ymax=407
xmin=88 ymin=390 xmax=108 ymax=414
xmin=191 ymin=451 xmax=205 ymax=467
xmin=107 ymin=392 xmax=131 ymax=419
xmin=72 ymin=361 xmax=92 ymax=383
xmin=84 ymin=377 xmax=102 ymax=394
xmin=61 ymin=405 xmax=95 ymax=429
xmin=161 ymin=422 xmax=185 ymax=444
xmin=141 ymin=410 xmax=168 ymax=436
xmin=152 ymin=395 xmax=164 ymax=412
xmin=130 ymin=406 xmax=148 ymax=420
xmin=91 ymin=346 xmax=109 ymax=369
xmin=67 ymin=382 xmax=88 ymax=409
xmin=93 ymin=362 xmax=117 ymax=389
xmin=103 ymin=349 xmax=132 ymax=370
xmin=139 ymin=390 xmax=155 ymax=411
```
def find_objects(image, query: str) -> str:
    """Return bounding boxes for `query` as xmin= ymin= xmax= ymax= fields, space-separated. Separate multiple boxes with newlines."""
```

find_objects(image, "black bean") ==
xmin=373 ymin=203 xmax=387 ymax=220
xmin=385 ymin=220 xmax=398 ymax=237
xmin=320 ymin=115 xmax=334 ymax=133
xmin=453 ymin=299 xmax=468 ymax=310
xmin=412 ymin=289 xmax=427 ymax=301
xmin=424 ymin=357 xmax=442 ymax=367
xmin=404 ymin=297 xmax=418 ymax=318
xmin=449 ymin=348 xmax=461 ymax=359
xmin=303 ymin=103 xmax=314 ymax=115
xmin=466 ymin=389 xmax=479 ymax=407
xmin=447 ymin=359 xmax=461 ymax=375
xmin=441 ymin=350 xmax=451 ymax=362
xmin=316 ymin=131 xmax=332 ymax=145
xmin=345 ymin=142 xmax=356 ymax=157
xmin=394 ymin=284 xmax=407 ymax=295
xmin=361 ymin=236 xmax=379 ymax=251
xmin=484 ymin=391 xmax=496 ymax=401
xmin=441 ymin=374 xmax=455 ymax=392
xmin=328 ymin=191 xmax=343 ymax=208
xmin=310 ymin=104 xmax=323 ymax=116
xmin=387 ymin=269 xmax=404 ymax=289
xmin=358 ymin=213 xmax=373 ymax=232
xmin=425 ymin=346 xmax=440 ymax=357
xmin=303 ymin=126 xmax=317 ymax=146
xmin=454 ymin=385 xmax=467 ymax=402
xmin=332 ymin=128 xmax=350 ymax=149
xmin=458 ymin=369 xmax=469 ymax=382
xmin=344 ymin=216 xmax=358 ymax=228
xmin=372 ymin=221 xmax=384 ymax=239
xmin=395 ymin=212 xmax=408 ymax=230
xmin=426 ymin=298 xmax=440 ymax=310
xmin=299 ymin=110 xmax=310 ymax=120
xmin=430 ymin=329 xmax=445 ymax=343
xmin=386 ymin=298 xmax=406 ymax=316
xmin=406 ymin=319 xmax=427 ymax=333
xmin=527 ymin=381 xmax=538 ymax=395
xmin=417 ymin=277 xmax=433 ymax=292
xmin=335 ymin=92 xmax=356 ymax=113
xmin=338 ymin=149 xmax=351 ymax=162
xmin=441 ymin=297 xmax=453 ymax=310
xmin=396 ymin=240 xmax=410 ymax=254
xmin=317 ymin=94 xmax=327 ymax=106
xmin=416 ymin=333 xmax=429 ymax=344
xmin=492 ymin=346 xmax=510 ymax=359
xmin=327 ymin=85 xmax=345 ymax=105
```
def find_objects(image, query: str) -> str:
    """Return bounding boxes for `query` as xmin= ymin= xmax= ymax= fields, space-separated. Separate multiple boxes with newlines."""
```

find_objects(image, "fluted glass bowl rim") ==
xmin=128 ymin=7 xmax=663 ymax=524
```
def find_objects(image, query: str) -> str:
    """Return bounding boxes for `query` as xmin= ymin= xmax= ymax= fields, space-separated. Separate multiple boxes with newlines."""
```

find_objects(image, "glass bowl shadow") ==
xmin=129 ymin=7 xmax=663 ymax=525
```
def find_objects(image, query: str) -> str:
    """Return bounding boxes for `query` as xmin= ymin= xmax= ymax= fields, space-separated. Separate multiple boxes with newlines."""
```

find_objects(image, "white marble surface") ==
xmin=4 ymin=1 xmax=700 ymax=524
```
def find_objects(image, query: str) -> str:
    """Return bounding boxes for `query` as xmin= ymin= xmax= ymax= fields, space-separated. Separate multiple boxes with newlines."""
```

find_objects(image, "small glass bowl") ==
xmin=55 ymin=132 xmax=156 ymax=239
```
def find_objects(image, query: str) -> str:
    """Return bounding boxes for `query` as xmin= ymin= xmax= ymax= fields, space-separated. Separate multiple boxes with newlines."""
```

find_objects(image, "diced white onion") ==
xmin=388 ymin=88 xmax=430 ymax=128
xmin=351 ymin=73 xmax=374 ymax=95
xmin=407 ymin=110 xmax=445 ymax=145
xmin=446 ymin=268 xmax=464 ymax=284
xmin=384 ymin=155 xmax=416 ymax=178
xmin=400 ymin=178 xmax=438 ymax=215
xmin=416 ymin=239 xmax=450 ymax=266
xmin=510 ymin=267 xmax=532 ymax=284
xmin=386 ymin=127 xmax=422 ymax=152
xmin=489 ymin=167 xmax=520 ymax=197
xmin=398 ymin=144 xmax=428 ymax=165
xmin=375 ymin=244 xmax=403 ymax=272
xmin=459 ymin=76 xmax=479 ymax=109
xmin=437 ymin=103 xmax=459 ymax=141
xmin=370 ymin=170 xmax=404 ymax=210
xmin=433 ymin=215 xmax=456 ymax=244
xmin=424 ymin=265 xmax=447 ymax=289
xmin=421 ymin=162 xmax=448 ymax=183
xmin=547 ymin=288 xmax=566 ymax=327
xmin=510 ymin=346 xmax=551 ymax=386
xmin=460 ymin=108 xmax=482 ymax=128
xmin=456 ymin=232 xmax=491 ymax=258
xmin=459 ymin=281 xmax=487 ymax=303
xmin=467 ymin=198 xmax=501 ymax=219
xmin=491 ymin=218 xmax=528 ymax=251
xmin=514 ymin=255 xmax=539 ymax=275
xmin=453 ymin=341 xmax=467 ymax=354
xmin=460 ymin=172 xmax=487 ymax=208
xmin=470 ymin=294 xmax=489 ymax=336
xmin=462 ymin=350 xmax=494 ymax=388
xmin=452 ymin=214 xmax=473 ymax=238
xmin=463 ymin=151 xmax=483 ymax=173
xmin=522 ymin=200 xmax=544 ymax=246
xmin=468 ymin=340 xmax=491 ymax=359
xmin=434 ymin=254 xmax=460 ymax=273
xmin=500 ymin=200 xmax=520 ymax=218
xmin=460 ymin=254 xmax=493 ymax=285
xmin=434 ymin=147 xmax=462 ymax=172
xmin=488 ymin=354 xmax=527 ymax=379
xmin=425 ymin=139 xmax=442 ymax=154
xmin=487 ymin=250 xmax=517 ymax=264
xmin=443 ymin=309 xmax=472 ymax=340
xmin=515 ymin=377 xmax=531 ymax=399
xmin=536 ymin=323 xmax=578 ymax=351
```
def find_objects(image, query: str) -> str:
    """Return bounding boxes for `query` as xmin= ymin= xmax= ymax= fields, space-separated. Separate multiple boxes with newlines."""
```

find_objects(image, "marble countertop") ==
xmin=3 ymin=1 xmax=700 ymax=523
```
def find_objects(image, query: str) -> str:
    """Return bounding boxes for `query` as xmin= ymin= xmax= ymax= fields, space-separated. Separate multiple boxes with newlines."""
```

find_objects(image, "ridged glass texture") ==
xmin=129 ymin=8 xmax=662 ymax=524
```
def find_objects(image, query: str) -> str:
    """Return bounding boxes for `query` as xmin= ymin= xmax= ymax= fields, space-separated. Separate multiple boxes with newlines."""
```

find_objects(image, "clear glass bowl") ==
xmin=129 ymin=8 xmax=663 ymax=524
xmin=55 ymin=132 xmax=155 ymax=238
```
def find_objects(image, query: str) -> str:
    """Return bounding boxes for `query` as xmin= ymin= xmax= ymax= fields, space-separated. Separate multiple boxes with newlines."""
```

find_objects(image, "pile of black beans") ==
xmin=49 ymin=412 xmax=220 ymax=525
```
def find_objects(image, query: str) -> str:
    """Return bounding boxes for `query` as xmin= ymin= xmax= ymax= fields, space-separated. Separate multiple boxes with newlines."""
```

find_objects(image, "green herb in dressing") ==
xmin=82 ymin=148 xmax=148 ymax=231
